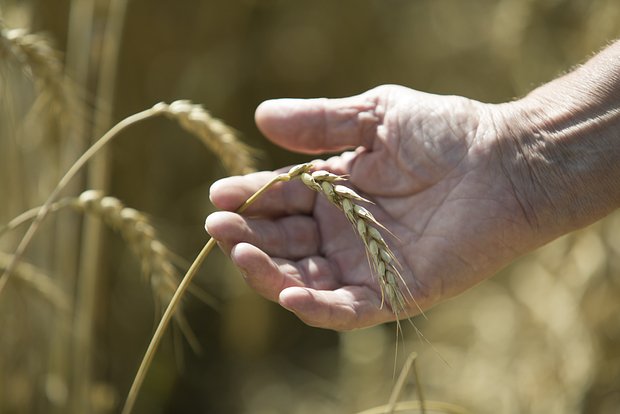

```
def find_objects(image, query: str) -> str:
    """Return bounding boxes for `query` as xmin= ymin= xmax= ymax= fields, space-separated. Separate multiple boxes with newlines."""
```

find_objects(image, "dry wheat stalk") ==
xmin=154 ymin=100 xmax=256 ymax=175
xmin=122 ymin=164 xmax=303 ymax=414
xmin=356 ymin=400 xmax=468 ymax=414
xmin=0 ymin=23 xmax=78 ymax=131
xmin=0 ymin=251 xmax=70 ymax=313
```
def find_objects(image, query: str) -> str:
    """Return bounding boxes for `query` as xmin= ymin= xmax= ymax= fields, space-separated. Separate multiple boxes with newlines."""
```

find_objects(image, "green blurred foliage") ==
xmin=1 ymin=0 xmax=620 ymax=413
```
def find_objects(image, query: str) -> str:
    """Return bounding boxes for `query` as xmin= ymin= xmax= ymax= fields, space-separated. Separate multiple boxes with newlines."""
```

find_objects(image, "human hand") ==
xmin=206 ymin=84 xmax=544 ymax=330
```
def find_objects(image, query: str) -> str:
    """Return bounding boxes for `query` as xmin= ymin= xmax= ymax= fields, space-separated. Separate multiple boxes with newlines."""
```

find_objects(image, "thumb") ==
xmin=255 ymin=89 xmax=383 ymax=154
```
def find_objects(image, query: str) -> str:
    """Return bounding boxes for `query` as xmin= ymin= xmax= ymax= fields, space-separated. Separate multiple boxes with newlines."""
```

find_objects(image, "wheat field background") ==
xmin=1 ymin=1 xmax=620 ymax=413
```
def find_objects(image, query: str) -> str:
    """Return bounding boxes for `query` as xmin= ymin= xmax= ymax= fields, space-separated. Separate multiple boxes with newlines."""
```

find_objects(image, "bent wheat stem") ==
xmin=122 ymin=163 xmax=412 ymax=413
xmin=121 ymin=167 xmax=303 ymax=414
xmin=356 ymin=401 xmax=470 ymax=414
xmin=387 ymin=352 xmax=425 ymax=414
xmin=121 ymin=238 xmax=216 ymax=414
xmin=0 ymin=199 xmax=74 ymax=237
xmin=0 ymin=101 xmax=257 ymax=297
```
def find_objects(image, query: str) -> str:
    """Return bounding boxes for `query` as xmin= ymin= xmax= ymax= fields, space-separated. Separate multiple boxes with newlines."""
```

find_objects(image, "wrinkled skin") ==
xmin=206 ymin=85 xmax=540 ymax=330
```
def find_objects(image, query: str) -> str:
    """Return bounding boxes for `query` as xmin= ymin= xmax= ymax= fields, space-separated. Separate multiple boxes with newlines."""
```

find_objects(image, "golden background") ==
xmin=1 ymin=1 xmax=620 ymax=413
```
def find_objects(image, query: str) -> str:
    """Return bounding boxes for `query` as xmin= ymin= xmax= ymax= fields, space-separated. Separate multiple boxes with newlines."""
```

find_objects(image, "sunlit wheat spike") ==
xmin=0 ymin=23 xmax=79 ymax=133
xmin=298 ymin=169 xmax=419 ymax=319
xmin=0 ymin=251 xmax=70 ymax=312
xmin=153 ymin=100 xmax=257 ymax=175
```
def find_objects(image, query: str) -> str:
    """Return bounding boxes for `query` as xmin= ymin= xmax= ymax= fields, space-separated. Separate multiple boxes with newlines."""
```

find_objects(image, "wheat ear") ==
xmin=299 ymin=170 xmax=418 ymax=319
xmin=72 ymin=191 xmax=212 ymax=350
xmin=154 ymin=100 xmax=257 ymax=175
xmin=74 ymin=190 xmax=216 ymax=305
xmin=299 ymin=170 xmax=440 ymax=372
xmin=0 ymin=190 xmax=214 ymax=351
xmin=0 ymin=101 xmax=256 ymax=297
xmin=0 ymin=23 xmax=79 ymax=130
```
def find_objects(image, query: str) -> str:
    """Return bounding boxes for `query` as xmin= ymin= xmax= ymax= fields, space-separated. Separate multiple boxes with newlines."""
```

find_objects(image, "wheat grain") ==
xmin=153 ymin=100 xmax=256 ymax=175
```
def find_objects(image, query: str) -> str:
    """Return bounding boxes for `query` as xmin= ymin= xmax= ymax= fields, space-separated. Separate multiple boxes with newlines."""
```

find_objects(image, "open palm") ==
xmin=207 ymin=85 xmax=535 ymax=330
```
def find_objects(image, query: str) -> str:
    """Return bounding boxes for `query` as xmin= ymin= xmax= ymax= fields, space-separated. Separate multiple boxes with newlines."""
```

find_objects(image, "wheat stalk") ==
xmin=154 ymin=100 xmax=257 ymax=175
xmin=386 ymin=352 xmax=425 ymax=414
xmin=121 ymin=163 xmax=412 ymax=413
xmin=120 ymin=165 xmax=307 ymax=414
xmin=355 ymin=401 xmax=469 ymax=414
xmin=73 ymin=2 xmax=130 ymax=408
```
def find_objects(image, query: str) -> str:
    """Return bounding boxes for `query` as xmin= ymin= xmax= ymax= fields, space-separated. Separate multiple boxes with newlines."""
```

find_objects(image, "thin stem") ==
xmin=121 ymin=173 xmax=292 ymax=414
xmin=355 ymin=400 xmax=469 ymax=414
xmin=74 ymin=1 xmax=130 ymax=411
xmin=387 ymin=352 xmax=425 ymax=414
xmin=0 ymin=107 xmax=162 ymax=296
xmin=387 ymin=352 xmax=415 ymax=413
xmin=411 ymin=355 xmax=426 ymax=414
xmin=94 ymin=0 xmax=129 ymax=136
xmin=121 ymin=238 xmax=216 ymax=414
xmin=64 ymin=3 xmax=97 ymax=413
xmin=237 ymin=173 xmax=291 ymax=211
xmin=0 ymin=199 xmax=73 ymax=237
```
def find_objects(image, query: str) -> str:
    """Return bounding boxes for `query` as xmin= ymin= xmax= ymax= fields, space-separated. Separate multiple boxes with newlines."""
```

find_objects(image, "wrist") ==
xmin=492 ymin=55 xmax=620 ymax=239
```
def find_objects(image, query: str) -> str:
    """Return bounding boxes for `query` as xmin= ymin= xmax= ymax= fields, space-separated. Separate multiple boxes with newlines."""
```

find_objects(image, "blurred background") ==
xmin=1 ymin=0 xmax=620 ymax=413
